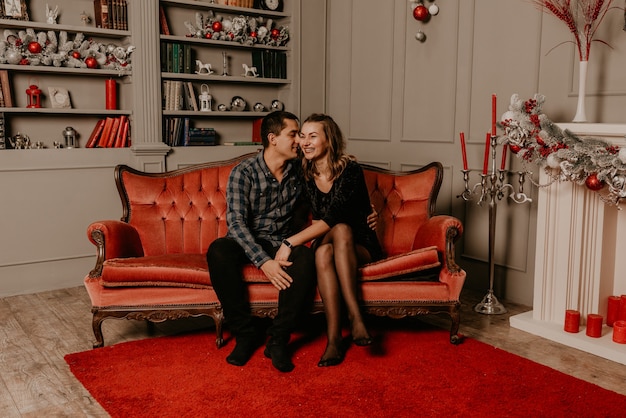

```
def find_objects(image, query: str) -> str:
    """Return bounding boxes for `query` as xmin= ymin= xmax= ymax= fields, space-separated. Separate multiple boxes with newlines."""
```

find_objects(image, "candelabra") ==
xmin=458 ymin=134 xmax=532 ymax=315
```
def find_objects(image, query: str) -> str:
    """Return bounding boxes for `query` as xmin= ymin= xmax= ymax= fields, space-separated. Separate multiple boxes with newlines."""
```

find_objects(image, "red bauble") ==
xmin=413 ymin=5 xmax=430 ymax=21
xmin=510 ymin=145 xmax=522 ymax=154
xmin=270 ymin=28 xmax=280 ymax=39
xmin=205 ymin=32 xmax=212 ymax=39
xmin=27 ymin=41 xmax=42 ymax=54
xmin=85 ymin=56 xmax=98 ymax=69
xmin=250 ymin=31 xmax=257 ymax=38
xmin=585 ymin=173 xmax=604 ymax=191
xmin=212 ymin=21 xmax=222 ymax=32
xmin=71 ymin=51 xmax=81 ymax=59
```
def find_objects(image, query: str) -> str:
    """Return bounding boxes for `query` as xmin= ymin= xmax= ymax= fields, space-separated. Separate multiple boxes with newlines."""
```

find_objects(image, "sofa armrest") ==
xmin=87 ymin=220 xmax=144 ymax=278
xmin=412 ymin=215 xmax=463 ymax=274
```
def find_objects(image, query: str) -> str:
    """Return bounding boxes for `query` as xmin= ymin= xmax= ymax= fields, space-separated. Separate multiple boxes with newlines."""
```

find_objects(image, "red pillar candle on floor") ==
xmin=585 ymin=314 xmax=603 ymax=338
xmin=105 ymin=79 xmax=117 ymax=110
xmin=483 ymin=132 xmax=490 ymax=175
xmin=564 ymin=310 xmax=580 ymax=333
xmin=460 ymin=132 xmax=468 ymax=170
xmin=619 ymin=295 xmax=626 ymax=321
xmin=612 ymin=320 xmax=626 ymax=344
xmin=491 ymin=94 xmax=497 ymax=136
xmin=607 ymin=295 xmax=621 ymax=327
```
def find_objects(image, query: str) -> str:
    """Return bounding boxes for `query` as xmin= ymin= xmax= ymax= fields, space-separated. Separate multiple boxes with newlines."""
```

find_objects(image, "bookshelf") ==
xmin=0 ymin=0 xmax=133 ymax=150
xmin=159 ymin=0 xmax=296 ymax=147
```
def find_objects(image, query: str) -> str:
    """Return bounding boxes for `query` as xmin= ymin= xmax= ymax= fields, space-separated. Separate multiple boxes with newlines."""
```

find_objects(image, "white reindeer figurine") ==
xmin=195 ymin=60 xmax=214 ymax=75
xmin=242 ymin=63 xmax=259 ymax=78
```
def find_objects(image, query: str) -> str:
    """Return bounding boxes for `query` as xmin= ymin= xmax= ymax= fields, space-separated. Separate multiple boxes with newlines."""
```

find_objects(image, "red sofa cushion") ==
xmin=100 ymin=254 xmax=267 ymax=288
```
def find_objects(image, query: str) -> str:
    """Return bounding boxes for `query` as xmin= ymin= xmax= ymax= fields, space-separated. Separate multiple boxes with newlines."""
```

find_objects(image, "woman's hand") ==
xmin=367 ymin=204 xmax=378 ymax=231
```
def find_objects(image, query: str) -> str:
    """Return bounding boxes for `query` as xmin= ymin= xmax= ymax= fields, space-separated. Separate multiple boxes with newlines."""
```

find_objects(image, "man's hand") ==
xmin=367 ymin=204 xmax=378 ymax=231
xmin=260 ymin=259 xmax=293 ymax=290
xmin=274 ymin=243 xmax=292 ymax=262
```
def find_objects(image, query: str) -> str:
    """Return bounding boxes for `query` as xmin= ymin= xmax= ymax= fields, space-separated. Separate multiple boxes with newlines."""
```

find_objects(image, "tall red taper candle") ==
xmin=607 ymin=295 xmax=621 ymax=327
xmin=586 ymin=314 xmax=603 ymax=338
xmin=491 ymin=94 xmax=497 ymax=136
xmin=500 ymin=143 xmax=508 ymax=170
xmin=482 ymin=132 xmax=490 ymax=175
xmin=460 ymin=132 xmax=468 ymax=170
xmin=105 ymin=79 xmax=117 ymax=110
xmin=564 ymin=309 xmax=580 ymax=333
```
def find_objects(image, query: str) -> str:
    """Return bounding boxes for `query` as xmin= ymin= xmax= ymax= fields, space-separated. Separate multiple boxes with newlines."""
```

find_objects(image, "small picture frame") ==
xmin=48 ymin=87 xmax=71 ymax=109
xmin=0 ymin=0 xmax=29 ymax=20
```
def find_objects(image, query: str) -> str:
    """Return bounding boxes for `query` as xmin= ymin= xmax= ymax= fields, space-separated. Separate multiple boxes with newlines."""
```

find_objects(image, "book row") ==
xmin=93 ymin=0 xmax=129 ymax=31
xmin=164 ymin=117 xmax=217 ymax=147
xmin=163 ymin=80 xmax=200 ymax=111
xmin=85 ymin=115 xmax=130 ymax=148
xmin=161 ymin=42 xmax=193 ymax=74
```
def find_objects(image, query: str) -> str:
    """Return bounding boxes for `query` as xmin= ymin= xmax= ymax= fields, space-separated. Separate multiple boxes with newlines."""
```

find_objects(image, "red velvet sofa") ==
xmin=84 ymin=153 xmax=466 ymax=348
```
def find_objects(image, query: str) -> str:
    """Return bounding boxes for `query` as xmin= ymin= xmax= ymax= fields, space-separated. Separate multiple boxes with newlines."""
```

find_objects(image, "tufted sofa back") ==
xmin=362 ymin=162 xmax=442 ymax=257
xmin=115 ymin=154 xmax=443 ymax=258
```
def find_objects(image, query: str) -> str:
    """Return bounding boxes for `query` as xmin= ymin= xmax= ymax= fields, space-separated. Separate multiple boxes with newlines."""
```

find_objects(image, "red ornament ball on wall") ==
xmin=585 ymin=173 xmax=604 ymax=191
xmin=413 ymin=5 xmax=430 ymax=21
xmin=212 ymin=21 xmax=222 ymax=32
xmin=27 ymin=41 xmax=42 ymax=54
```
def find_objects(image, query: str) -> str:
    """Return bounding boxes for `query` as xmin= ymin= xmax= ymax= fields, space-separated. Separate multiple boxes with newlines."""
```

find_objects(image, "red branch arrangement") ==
xmin=532 ymin=0 xmax=617 ymax=60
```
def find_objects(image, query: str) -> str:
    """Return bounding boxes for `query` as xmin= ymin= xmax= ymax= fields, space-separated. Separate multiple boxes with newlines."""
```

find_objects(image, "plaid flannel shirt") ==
xmin=226 ymin=151 xmax=302 ymax=268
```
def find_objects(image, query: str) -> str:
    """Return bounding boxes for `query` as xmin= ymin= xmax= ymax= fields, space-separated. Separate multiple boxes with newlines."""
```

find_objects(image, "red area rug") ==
xmin=65 ymin=320 xmax=626 ymax=418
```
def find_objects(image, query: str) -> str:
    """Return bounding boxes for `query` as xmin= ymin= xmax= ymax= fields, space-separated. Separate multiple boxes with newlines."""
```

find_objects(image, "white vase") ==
xmin=572 ymin=60 xmax=588 ymax=123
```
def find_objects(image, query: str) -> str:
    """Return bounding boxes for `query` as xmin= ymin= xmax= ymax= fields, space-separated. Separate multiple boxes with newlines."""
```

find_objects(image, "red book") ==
xmin=97 ymin=117 xmax=115 ymax=148
xmin=159 ymin=5 xmax=170 ymax=35
xmin=85 ymin=119 xmax=105 ymax=148
xmin=114 ymin=116 xmax=128 ymax=147
xmin=251 ymin=117 xmax=263 ymax=143
xmin=105 ymin=117 xmax=121 ymax=148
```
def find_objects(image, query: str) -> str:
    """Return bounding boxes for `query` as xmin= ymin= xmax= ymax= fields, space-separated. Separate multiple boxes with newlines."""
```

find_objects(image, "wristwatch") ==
xmin=282 ymin=239 xmax=293 ymax=249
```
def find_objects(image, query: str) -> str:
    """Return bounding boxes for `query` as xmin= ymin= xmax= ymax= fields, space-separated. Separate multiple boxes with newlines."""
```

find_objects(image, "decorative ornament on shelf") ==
xmin=409 ymin=0 xmax=440 ymax=42
xmin=46 ymin=4 xmax=59 ymax=24
xmin=25 ymin=83 xmax=42 ymax=108
xmin=500 ymin=93 xmax=626 ymax=206
xmin=531 ymin=0 xmax=618 ymax=122
xmin=198 ymin=84 xmax=212 ymax=112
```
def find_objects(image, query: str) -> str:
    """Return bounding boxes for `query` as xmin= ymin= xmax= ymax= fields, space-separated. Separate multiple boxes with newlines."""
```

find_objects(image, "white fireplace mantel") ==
xmin=510 ymin=123 xmax=626 ymax=365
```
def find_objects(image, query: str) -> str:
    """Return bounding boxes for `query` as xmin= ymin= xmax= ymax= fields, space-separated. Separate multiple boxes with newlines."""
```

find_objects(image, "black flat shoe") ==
xmin=353 ymin=336 xmax=373 ymax=346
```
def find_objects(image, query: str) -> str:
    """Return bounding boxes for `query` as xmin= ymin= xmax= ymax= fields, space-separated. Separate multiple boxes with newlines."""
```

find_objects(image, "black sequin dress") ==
xmin=303 ymin=160 xmax=384 ymax=262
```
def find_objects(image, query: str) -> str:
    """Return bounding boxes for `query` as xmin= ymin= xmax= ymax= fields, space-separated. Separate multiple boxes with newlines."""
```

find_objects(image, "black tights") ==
xmin=315 ymin=224 xmax=371 ymax=361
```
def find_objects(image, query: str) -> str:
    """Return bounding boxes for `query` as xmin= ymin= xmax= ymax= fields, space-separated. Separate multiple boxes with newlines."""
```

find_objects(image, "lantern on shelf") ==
xmin=26 ymin=84 xmax=42 ymax=108
xmin=62 ymin=126 xmax=78 ymax=148
xmin=199 ymin=84 xmax=212 ymax=112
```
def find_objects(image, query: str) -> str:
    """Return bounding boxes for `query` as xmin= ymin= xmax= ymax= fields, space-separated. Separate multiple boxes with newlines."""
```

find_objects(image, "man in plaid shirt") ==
xmin=207 ymin=111 xmax=316 ymax=373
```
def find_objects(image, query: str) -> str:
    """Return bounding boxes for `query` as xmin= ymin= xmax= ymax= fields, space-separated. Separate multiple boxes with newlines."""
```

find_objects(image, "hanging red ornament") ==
xmin=413 ymin=4 xmax=430 ymax=21
xmin=85 ymin=56 xmax=98 ymax=69
xmin=585 ymin=173 xmax=604 ymax=191
xmin=212 ymin=21 xmax=222 ymax=32
xmin=27 ymin=41 xmax=42 ymax=54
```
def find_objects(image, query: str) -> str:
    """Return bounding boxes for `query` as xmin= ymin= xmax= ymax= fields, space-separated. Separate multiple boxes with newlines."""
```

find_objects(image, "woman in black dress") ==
xmin=275 ymin=113 xmax=383 ymax=367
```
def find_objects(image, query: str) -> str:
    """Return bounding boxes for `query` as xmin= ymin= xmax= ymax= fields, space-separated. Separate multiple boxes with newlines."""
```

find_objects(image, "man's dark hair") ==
xmin=261 ymin=111 xmax=299 ymax=147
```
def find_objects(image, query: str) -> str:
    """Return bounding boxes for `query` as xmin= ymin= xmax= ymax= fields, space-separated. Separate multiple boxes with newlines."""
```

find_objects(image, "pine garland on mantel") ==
xmin=500 ymin=93 xmax=626 ymax=207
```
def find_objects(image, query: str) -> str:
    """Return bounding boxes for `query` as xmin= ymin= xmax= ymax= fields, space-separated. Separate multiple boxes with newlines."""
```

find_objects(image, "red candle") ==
xmin=585 ymin=314 xmax=603 ymax=338
xmin=607 ymin=295 xmax=621 ymax=327
xmin=500 ymin=143 xmax=508 ymax=170
xmin=612 ymin=320 xmax=626 ymax=344
xmin=491 ymin=94 xmax=497 ymax=136
xmin=564 ymin=309 xmax=580 ymax=333
xmin=618 ymin=294 xmax=626 ymax=321
xmin=482 ymin=132 xmax=491 ymax=175
xmin=106 ymin=79 xmax=117 ymax=110
xmin=460 ymin=132 xmax=468 ymax=170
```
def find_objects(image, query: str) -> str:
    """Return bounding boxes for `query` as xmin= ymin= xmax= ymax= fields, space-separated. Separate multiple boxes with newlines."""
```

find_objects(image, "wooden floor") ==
xmin=1 ymin=286 xmax=626 ymax=417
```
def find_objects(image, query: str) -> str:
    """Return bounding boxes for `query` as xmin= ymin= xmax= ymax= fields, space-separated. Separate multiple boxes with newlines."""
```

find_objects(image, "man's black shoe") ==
xmin=226 ymin=336 xmax=264 ymax=366
xmin=264 ymin=338 xmax=294 ymax=372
